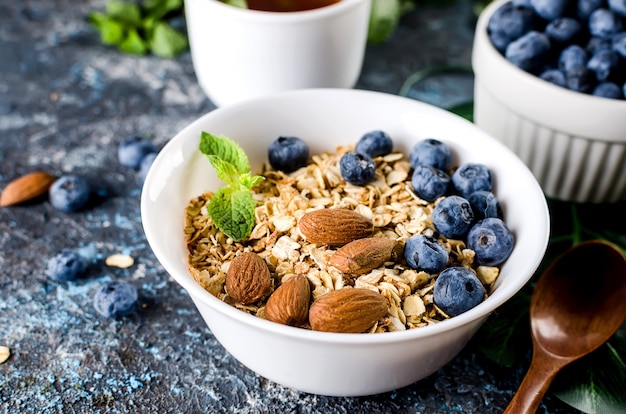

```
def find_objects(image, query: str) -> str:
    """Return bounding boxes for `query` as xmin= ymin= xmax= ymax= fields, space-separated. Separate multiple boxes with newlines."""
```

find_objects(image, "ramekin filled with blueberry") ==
xmin=472 ymin=0 xmax=626 ymax=203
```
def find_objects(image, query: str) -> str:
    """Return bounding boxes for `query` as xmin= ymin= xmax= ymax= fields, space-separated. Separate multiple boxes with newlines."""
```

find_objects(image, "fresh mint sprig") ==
xmin=199 ymin=132 xmax=264 ymax=242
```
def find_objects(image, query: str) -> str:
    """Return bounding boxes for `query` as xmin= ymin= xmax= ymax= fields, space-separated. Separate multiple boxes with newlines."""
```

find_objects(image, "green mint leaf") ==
xmin=119 ymin=28 xmax=148 ymax=55
xmin=144 ymin=0 xmax=184 ymax=20
xmin=239 ymin=172 xmax=264 ymax=190
xmin=105 ymin=1 xmax=142 ymax=26
xmin=148 ymin=21 xmax=189 ymax=58
xmin=207 ymin=155 xmax=240 ymax=187
xmin=367 ymin=0 xmax=401 ymax=45
xmin=207 ymin=187 xmax=256 ymax=242
xmin=89 ymin=12 xmax=125 ymax=45
xmin=199 ymin=132 xmax=250 ymax=175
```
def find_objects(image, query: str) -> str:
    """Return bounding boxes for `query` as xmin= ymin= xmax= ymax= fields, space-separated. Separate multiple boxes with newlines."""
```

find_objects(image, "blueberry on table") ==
xmin=138 ymin=152 xmax=158 ymax=183
xmin=467 ymin=190 xmax=503 ymax=220
xmin=411 ymin=164 xmax=450 ymax=202
xmin=355 ymin=130 xmax=393 ymax=158
xmin=434 ymin=267 xmax=486 ymax=317
xmin=409 ymin=138 xmax=452 ymax=170
xmin=451 ymin=163 xmax=493 ymax=198
xmin=267 ymin=136 xmax=310 ymax=173
xmin=93 ymin=281 xmax=138 ymax=318
xmin=118 ymin=135 xmax=158 ymax=170
xmin=339 ymin=151 xmax=376 ymax=186
xmin=49 ymin=175 xmax=90 ymax=213
xmin=467 ymin=217 xmax=515 ymax=266
xmin=47 ymin=249 xmax=87 ymax=281
xmin=505 ymin=31 xmax=551 ymax=71
xmin=404 ymin=234 xmax=449 ymax=274
xmin=432 ymin=195 xmax=475 ymax=239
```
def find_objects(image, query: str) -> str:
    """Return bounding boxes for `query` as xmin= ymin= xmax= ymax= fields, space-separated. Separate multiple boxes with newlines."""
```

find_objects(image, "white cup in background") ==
xmin=185 ymin=0 xmax=371 ymax=107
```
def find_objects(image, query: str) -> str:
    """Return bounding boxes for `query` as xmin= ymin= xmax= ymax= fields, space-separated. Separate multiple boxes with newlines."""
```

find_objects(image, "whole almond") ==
xmin=264 ymin=274 xmax=311 ymax=327
xmin=330 ymin=237 xmax=400 ymax=275
xmin=0 ymin=171 xmax=56 ymax=207
xmin=225 ymin=252 xmax=271 ymax=304
xmin=298 ymin=208 xmax=374 ymax=247
xmin=309 ymin=288 xmax=389 ymax=333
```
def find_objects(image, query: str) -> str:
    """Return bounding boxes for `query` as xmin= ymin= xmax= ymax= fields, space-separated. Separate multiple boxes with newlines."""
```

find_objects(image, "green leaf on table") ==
xmin=105 ymin=0 xmax=142 ymax=26
xmin=368 ymin=0 xmax=402 ymax=45
xmin=552 ymin=325 xmax=626 ymax=414
xmin=148 ymin=21 xmax=189 ymax=58
xmin=144 ymin=0 xmax=184 ymax=20
xmin=119 ymin=28 xmax=148 ymax=55
xmin=89 ymin=12 xmax=125 ymax=45
xmin=447 ymin=101 xmax=474 ymax=121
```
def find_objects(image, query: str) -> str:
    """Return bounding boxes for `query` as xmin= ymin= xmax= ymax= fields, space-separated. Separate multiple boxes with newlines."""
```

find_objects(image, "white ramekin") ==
xmin=472 ymin=0 xmax=626 ymax=203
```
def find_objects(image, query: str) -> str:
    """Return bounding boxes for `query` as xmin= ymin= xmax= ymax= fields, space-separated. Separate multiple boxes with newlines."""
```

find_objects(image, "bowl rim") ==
xmin=141 ymin=88 xmax=550 ymax=345
xmin=472 ymin=0 xmax=626 ymax=142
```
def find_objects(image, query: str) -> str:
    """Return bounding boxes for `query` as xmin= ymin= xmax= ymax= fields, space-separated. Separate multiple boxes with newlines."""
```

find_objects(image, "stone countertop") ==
xmin=0 ymin=0 xmax=579 ymax=413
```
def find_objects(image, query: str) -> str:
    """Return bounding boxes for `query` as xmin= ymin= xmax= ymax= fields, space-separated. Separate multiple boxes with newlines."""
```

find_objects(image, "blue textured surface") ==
xmin=0 ymin=0 xmax=579 ymax=412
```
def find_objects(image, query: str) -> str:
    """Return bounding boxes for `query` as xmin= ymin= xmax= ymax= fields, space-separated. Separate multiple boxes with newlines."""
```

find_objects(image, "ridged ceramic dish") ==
xmin=141 ymin=89 xmax=549 ymax=396
xmin=472 ymin=0 xmax=626 ymax=203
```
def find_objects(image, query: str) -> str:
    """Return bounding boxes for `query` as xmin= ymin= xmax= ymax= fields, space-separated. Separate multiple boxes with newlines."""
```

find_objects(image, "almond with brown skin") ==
xmin=330 ymin=237 xmax=400 ymax=275
xmin=298 ymin=208 xmax=374 ymax=247
xmin=225 ymin=252 xmax=271 ymax=304
xmin=265 ymin=274 xmax=311 ymax=327
xmin=0 ymin=171 xmax=56 ymax=207
xmin=309 ymin=288 xmax=389 ymax=333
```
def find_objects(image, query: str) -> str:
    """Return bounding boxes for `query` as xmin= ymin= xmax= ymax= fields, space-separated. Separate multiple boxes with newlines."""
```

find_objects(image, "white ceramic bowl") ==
xmin=472 ymin=0 xmax=626 ymax=203
xmin=141 ymin=89 xmax=549 ymax=396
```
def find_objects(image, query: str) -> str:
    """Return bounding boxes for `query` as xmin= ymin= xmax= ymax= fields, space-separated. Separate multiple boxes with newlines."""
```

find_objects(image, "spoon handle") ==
xmin=504 ymin=348 xmax=569 ymax=414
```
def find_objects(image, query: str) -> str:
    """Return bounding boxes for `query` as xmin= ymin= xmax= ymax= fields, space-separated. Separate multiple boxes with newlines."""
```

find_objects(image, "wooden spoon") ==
xmin=504 ymin=240 xmax=626 ymax=414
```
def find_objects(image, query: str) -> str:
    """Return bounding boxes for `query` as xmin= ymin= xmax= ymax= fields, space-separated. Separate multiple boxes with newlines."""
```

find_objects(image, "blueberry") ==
xmin=118 ymin=136 xmax=157 ymax=170
xmin=49 ymin=175 xmax=90 ymax=213
xmin=451 ymin=163 xmax=493 ymax=198
xmin=467 ymin=190 xmax=504 ymax=220
xmin=578 ymin=0 xmax=606 ymax=21
xmin=411 ymin=165 xmax=450 ymax=202
xmin=608 ymin=0 xmax=626 ymax=16
xmin=489 ymin=30 xmax=513 ymax=53
xmin=565 ymin=67 xmax=595 ymax=92
xmin=339 ymin=151 xmax=376 ymax=186
xmin=409 ymin=139 xmax=452 ymax=170
xmin=587 ymin=36 xmax=613 ymax=54
xmin=355 ymin=130 xmax=393 ymax=158
xmin=488 ymin=2 xmax=537 ymax=43
xmin=530 ymin=0 xmax=569 ymax=20
xmin=589 ymin=9 xmax=623 ymax=39
xmin=467 ymin=218 xmax=515 ymax=266
xmin=404 ymin=234 xmax=449 ymax=274
xmin=540 ymin=68 xmax=567 ymax=87
xmin=505 ymin=31 xmax=551 ymax=71
xmin=432 ymin=195 xmax=475 ymax=239
xmin=559 ymin=45 xmax=588 ymax=72
xmin=138 ymin=152 xmax=157 ymax=184
xmin=433 ymin=267 xmax=485 ymax=317
xmin=546 ymin=17 xmax=582 ymax=45
xmin=47 ymin=249 xmax=87 ymax=281
xmin=267 ymin=136 xmax=310 ymax=173
xmin=592 ymin=81 xmax=624 ymax=98
xmin=588 ymin=49 xmax=621 ymax=81
xmin=613 ymin=32 xmax=626 ymax=58
xmin=93 ymin=281 xmax=138 ymax=318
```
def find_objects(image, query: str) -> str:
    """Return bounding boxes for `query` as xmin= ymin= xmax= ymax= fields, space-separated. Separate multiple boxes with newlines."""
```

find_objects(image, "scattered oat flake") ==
xmin=105 ymin=254 xmax=134 ymax=268
xmin=0 ymin=346 xmax=10 ymax=364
